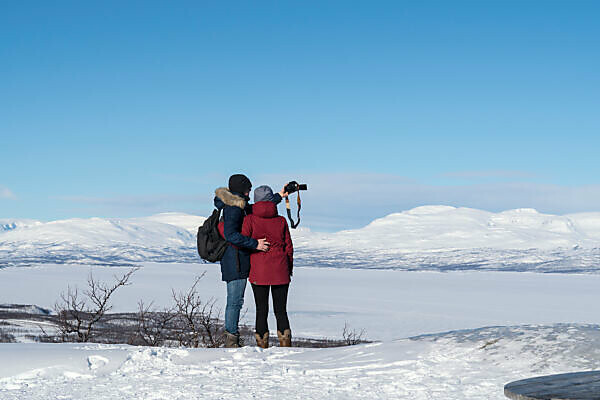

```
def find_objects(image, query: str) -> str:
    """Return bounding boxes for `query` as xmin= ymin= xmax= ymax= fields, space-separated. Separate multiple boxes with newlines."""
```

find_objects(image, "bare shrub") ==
xmin=55 ymin=267 xmax=138 ymax=342
xmin=196 ymin=298 xmax=225 ymax=348
xmin=0 ymin=328 xmax=16 ymax=343
xmin=134 ymin=300 xmax=177 ymax=347
xmin=342 ymin=322 xmax=367 ymax=346
xmin=171 ymin=273 xmax=225 ymax=348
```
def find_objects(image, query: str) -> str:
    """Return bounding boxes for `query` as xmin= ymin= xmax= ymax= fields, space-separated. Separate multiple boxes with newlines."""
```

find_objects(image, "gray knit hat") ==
xmin=254 ymin=185 xmax=275 ymax=203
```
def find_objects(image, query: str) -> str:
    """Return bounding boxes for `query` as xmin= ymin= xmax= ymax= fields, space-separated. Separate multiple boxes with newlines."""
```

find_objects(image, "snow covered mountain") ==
xmin=1 ymin=207 xmax=599 ymax=272
xmin=291 ymin=206 xmax=600 ymax=272
xmin=0 ymin=213 xmax=206 ymax=267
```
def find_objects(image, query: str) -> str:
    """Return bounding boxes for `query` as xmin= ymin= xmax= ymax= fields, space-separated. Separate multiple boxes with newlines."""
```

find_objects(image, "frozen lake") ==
xmin=2 ymin=263 xmax=600 ymax=341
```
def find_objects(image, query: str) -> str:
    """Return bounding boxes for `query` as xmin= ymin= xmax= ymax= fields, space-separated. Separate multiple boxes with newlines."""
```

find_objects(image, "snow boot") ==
xmin=277 ymin=329 xmax=292 ymax=347
xmin=224 ymin=331 xmax=240 ymax=348
xmin=254 ymin=332 xmax=269 ymax=349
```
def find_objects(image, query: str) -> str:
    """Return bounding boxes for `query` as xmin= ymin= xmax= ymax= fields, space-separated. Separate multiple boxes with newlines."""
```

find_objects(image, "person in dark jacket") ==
xmin=214 ymin=174 xmax=286 ymax=348
xmin=242 ymin=185 xmax=294 ymax=348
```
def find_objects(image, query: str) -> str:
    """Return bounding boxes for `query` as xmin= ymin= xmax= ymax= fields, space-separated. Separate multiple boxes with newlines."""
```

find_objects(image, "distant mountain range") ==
xmin=1 ymin=207 xmax=599 ymax=272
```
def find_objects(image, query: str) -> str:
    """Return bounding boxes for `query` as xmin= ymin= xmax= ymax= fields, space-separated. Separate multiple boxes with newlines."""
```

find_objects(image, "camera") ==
xmin=285 ymin=181 xmax=308 ymax=194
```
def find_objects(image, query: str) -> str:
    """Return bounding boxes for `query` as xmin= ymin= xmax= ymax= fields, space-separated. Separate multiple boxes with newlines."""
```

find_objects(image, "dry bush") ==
xmin=0 ymin=328 xmax=16 ymax=343
xmin=135 ymin=300 xmax=177 ymax=347
xmin=342 ymin=322 xmax=367 ymax=346
xmin=171 ymin=273 xmax=225 ymax=348
xmin=55 ymin=267 xmax=138 ymax=342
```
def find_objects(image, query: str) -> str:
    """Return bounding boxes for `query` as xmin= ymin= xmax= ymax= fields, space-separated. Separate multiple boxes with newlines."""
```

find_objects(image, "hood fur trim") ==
xmin=215 ymin=187 xmax=247 ymax=209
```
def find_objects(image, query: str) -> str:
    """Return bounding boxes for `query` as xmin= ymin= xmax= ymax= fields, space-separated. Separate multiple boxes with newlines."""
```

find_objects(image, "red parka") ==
xmin=241 ymin=201 xmax=293 ymax=285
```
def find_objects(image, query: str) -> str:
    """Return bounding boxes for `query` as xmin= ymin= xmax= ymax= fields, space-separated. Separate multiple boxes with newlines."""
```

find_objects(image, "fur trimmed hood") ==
xmin=215 ymin=187 xmax=247 ymax=209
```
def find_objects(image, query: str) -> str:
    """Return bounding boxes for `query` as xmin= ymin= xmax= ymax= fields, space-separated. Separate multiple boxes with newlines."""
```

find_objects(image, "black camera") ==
xmin=285 ymin=181 xmax=308 ymax=194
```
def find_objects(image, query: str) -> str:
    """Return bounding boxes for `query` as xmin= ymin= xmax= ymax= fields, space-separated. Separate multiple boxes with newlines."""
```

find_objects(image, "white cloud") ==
xmin=56 ymin=194 xmax=208 ymax=209
xmin=53 ymin=193 xmax=214 ymax=219
xmin=52 ymin=174 xmax=600 ymax=232
xmin=440 ymin=170 xmax=538 ymax=180
xmin=0 ymin=186 xmax=16 ymax=200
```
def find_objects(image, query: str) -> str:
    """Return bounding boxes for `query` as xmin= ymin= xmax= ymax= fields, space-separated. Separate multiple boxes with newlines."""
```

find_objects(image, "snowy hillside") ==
xmin=327 ymin=206 xmax=600 ymax=250
xmin=0 ymin=213 xmax=205 ymax=267
xmin=1 ymin=207 xmax=599 ymax=272
xmin=292 ymin=206 xmax=600 ymax=272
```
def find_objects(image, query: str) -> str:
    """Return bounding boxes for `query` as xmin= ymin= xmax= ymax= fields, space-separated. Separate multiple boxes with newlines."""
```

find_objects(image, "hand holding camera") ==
xmin=284 ymin=181 xmax=307 ymax=195
xmin=279 ymin=181 xmax=307 ymax=198
xmin=281 ymin=181 xmax=307 ymax=229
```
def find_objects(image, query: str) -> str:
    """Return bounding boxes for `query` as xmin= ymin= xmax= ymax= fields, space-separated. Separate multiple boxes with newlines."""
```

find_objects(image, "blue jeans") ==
xmin=225 ymin=278 xmax=247 ymax=335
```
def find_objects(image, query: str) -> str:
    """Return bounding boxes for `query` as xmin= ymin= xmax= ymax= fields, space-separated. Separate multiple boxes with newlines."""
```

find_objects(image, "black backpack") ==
xmin=197 ymin=209 xmax=228 ymax=262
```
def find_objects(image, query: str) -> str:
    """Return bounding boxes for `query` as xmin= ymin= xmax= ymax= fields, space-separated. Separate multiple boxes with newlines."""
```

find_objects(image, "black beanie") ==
xmin=228 ymin=174 xmax=252 ymax=195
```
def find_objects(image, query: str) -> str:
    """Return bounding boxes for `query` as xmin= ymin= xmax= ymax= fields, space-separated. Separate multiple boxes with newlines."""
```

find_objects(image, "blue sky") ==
xmin=1 ymin=1 xmax=599 ymax=230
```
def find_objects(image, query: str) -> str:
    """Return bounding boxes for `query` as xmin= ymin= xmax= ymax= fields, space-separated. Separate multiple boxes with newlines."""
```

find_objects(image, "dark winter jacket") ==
xmin=214 ymin=187 xmax=282 ymax=282
xmin=242 ymin=201 xmax=293 ymax=286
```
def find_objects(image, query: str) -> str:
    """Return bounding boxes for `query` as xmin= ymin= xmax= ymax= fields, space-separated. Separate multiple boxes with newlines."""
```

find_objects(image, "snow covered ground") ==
xmin=1 ymin=264 xmax=600 ymax=398
xmin=2 ymin=206 xmax=600 ymax=272
xmin=2 ymin=324 xmax=600 ymax=399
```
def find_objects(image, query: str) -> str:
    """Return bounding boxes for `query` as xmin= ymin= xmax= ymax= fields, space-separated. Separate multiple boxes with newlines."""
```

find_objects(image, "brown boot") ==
xmin=254 ymin=332 xmax=269 ymax=349
xmin=277 ymin=329 xmax=292 ymax=347
xmin=224 ymin=331 xmax=240 ymax=348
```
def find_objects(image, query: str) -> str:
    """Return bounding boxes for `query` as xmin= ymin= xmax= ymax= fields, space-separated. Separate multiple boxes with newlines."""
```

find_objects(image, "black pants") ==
xmin=251 ymin=283 xmax=290 ymax=336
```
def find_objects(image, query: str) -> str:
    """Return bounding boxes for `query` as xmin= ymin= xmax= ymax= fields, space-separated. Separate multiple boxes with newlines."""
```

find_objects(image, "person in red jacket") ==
xmin=242 ymin=185 xmax=293 ymax=348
